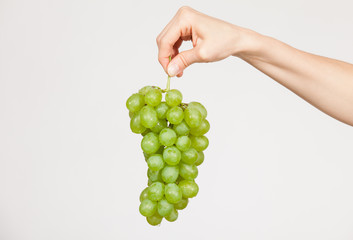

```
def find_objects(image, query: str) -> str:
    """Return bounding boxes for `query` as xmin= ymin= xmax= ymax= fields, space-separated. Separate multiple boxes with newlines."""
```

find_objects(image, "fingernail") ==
xmin=168 ymin=63 xmax=179 ymax=77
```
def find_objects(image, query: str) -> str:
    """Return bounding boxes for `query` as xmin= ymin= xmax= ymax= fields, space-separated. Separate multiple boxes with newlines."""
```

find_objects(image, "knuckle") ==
xmin=179 ymin=53 xmax=189 ymax=68
xmin=156 ymin=36 xmax=160 ymax=45
xmin=178 ymin=6 xmax=191 ymax=16
xmin=197 ymin=48 xmax=210 ymax=62
xmin=160 ymin=39 xmax=173 ymax=48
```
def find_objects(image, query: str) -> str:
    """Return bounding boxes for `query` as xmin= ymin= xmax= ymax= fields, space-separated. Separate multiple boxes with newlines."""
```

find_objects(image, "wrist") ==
xmin=232 ymin=27 xmax=266 ymax=60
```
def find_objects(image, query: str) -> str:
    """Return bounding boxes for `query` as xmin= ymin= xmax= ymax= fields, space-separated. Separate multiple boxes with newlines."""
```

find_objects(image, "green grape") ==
xmin=174 ymin=198 xmax=188 ymax=210
xmin=181 ymin=148 xmax=198 ymax=165
xmin=188 ymin=102 xmax=207 ymax=119
xmin=190 ymin=136 xmax=209 ymax=152
xmin=189 ymin=119 xmax=210 ymax=136
xmin=165 ymin=89 xmax=182 ymax=107
xmin=194 ymin=151 xmax=204 ymax=166
xmin=155 ymin=102 xmax=169 ymax=119
xmin=173 ymin=120 xmax=190 ymax=136
xmin=126 ymin=93 xmax=145 ymax=112
xmin=178 ymin=180 xmax=199 ymax=198
xmin=148 ymin=182 xmax=165 ymax=201
xmin=165 ymin=183 xmax=182 ymax=204
xmin=130 ymin=112 xmax=146 ymax=134
xmin=151 ymin=119 xmax=168 ymax=133
xmin=139 ymin=86 xmax=153 ymax=96
xmin=140 ymin=106 xmax=158 ymax=128
xmin=129 ymin=111 xmax=134 ymax=118
xmin=175 ymin=136 xmax=191 ymax=152
xmin=157 ymin=198 xmax=174 ymax=217
xmin=145 ymin=88 xmax=162 ymax=107
xmin=139 ymin=199 xmax=157 ymax=217
xmin=146 ymin=212 xmax=163 ymax=226
xmin=179 ymin=163 xmax=198 ymax=180
xmin=163 ymin=146 xmax=181 ymax=165
xmin=147 ymin=168 xmax=162 ymax=182
xmin=140 ymin=187 xmax=149 ymax=202
xmin=159 ymin=128 xmax=177 ymax=147
xmin=161 ymin=165 xmax=179 ymax=183
xmin=165 ymin=208 xmax=178 ymax=222
xmin=141 ymin=132 xmax=160 ymax=154
xmin=147 ymin=154 xmax=165 ymax=171
xmin=166 ymin=106 xmax=184 ymax=124
xmin=184 ymin=107 xmax=202 ymax=128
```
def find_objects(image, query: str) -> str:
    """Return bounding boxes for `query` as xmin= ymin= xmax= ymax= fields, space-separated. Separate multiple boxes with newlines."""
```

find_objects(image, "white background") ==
xmin=1 ymin=0 xmax=353 ymax=239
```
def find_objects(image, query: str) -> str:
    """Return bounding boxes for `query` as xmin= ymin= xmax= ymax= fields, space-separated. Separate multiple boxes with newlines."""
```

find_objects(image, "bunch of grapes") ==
xmin=126 ymin=85 xmax=210 ymax=226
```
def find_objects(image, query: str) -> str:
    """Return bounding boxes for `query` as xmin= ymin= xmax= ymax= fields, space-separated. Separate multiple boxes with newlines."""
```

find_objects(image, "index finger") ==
xmin=156 ymin=22 xmax=182 ymax=73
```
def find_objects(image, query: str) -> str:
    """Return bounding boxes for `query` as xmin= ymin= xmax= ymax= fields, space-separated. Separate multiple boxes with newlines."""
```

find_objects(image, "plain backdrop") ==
xmin=1 ymin=0 xmax=353 ymax=239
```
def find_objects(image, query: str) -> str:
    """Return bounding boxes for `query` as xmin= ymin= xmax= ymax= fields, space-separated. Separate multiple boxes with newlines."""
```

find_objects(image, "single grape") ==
xmin=146 ymin=212 xmax=163 ymax=226
xmin=141 ymin=132 xmax=160 ymax=154
xmin=126 ymin=93 xmax=145 ymax=112
xmin=178 ymin=180 xmax=199 ymax=198
xmin=179 ymin=163 xmax=198 ymax=180
xmin=188 ymin=102 xmax=207 ymax=119
xmin=139 ymin=86 xmax=153 ymax=96
xmin=189 ymin=119 xmax=210 ymax=136
xmin=157 ymin=198 xmax=174 ymax=217
xmin=175 ymin=136 xmax=191 ymax=152
xmin=147 ymin=154 xmax=165 ymax=171
xmin=184 ymin=107 xmax=202 ymax=128
xmin=181 ymin=148 xmax=198 ymax=165
xmin=165 ymin=208 xmax=178 ymax=222
xmin=190 ymin=135 xmax=209 ymax=152
xmin=155 ymin=102 xmax=170 ymax=119
xmin=163 ymin=146 xmax=181 ymax=165
xmin=145 ymin=88 xmax=162 ymax=107
xmin=161 ymin=165 xmax=179 ymax=183
xmin=173 ymin=120 xmax=190 ymax=136
xmin=148 ymin=182 xmax=165 ymax=201
xmin=159 ymin=128 xmax=177 ymax=147
xmin=139 ymin=199 xmax=157 ymax=217
xmin=166 ymin=106 xmax=184 ymax=124
xmin=165 ymin=183 xmax=182 ymax=203
xmin=151 ymin=119 xmax=168 ymax=134
xmin=140 ymin=105 xmax=158 ymax=128
xmin=174 ymin=198 xmax=188 ymax=210
xmin=147 ymin=168 xmax=162 ymax=182
xmin=194 ymin=151 xmax=204 ymax=166
xmin=165 ymin=89 xmax=182 ymax=107
xmin=140 ymin=187 xmax=149 ymax=202
xmin=130 ymin=112 xmax=146 ymax=134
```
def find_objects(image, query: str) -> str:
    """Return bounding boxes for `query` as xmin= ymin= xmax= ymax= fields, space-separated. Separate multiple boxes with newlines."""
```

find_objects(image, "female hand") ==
xmin=156 ymin=6 xmax=252 ymax=77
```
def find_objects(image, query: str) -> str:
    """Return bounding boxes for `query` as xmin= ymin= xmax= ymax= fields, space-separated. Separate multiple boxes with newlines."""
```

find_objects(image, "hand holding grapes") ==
xmin=157 ymin=6 xmax=353 ymax=126
xmin=156 ymin=6 xmax=251 ymax=77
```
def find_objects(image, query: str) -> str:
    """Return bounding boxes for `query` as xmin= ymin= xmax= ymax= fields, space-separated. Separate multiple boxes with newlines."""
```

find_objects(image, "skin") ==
xmin=156 ymin=6 xmax=353 ymax=126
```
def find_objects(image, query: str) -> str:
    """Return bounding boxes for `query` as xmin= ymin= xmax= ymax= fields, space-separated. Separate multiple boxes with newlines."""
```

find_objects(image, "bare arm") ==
xmin=157 ymin=6 xmax=353 ymax=126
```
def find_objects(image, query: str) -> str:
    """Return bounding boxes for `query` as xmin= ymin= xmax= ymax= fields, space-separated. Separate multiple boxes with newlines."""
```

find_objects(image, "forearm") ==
xmin=236 ymin=30 xmax=353 ymax=126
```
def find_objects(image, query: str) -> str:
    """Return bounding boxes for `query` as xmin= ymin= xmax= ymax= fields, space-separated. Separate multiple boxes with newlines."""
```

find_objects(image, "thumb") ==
xmin=167 ymin=49 xmax=199 ymax=77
